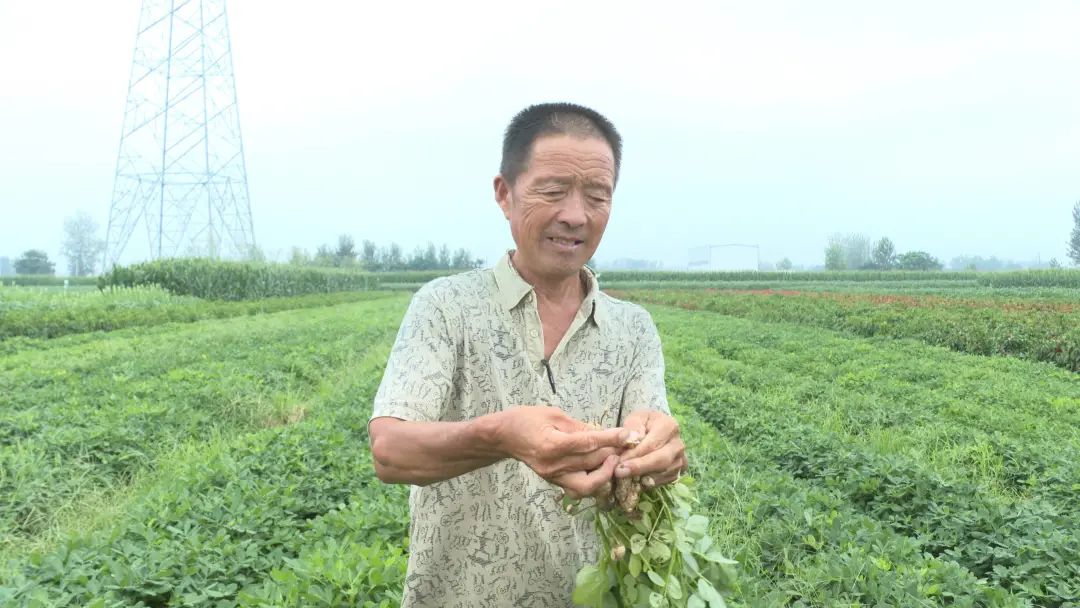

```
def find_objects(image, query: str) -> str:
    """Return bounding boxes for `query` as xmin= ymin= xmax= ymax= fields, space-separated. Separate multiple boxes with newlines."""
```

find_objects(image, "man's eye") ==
xmin=541 ymin=190 xmax=565 ymax=198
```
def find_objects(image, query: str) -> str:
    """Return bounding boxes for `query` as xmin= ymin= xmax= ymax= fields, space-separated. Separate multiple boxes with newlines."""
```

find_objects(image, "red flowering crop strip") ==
xmin=610 ymin=289 xmax=1080 ymax=372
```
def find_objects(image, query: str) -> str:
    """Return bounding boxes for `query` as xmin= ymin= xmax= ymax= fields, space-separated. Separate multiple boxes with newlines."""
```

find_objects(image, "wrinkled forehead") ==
xmin=522 ymin=134 xmax=616 ymax=184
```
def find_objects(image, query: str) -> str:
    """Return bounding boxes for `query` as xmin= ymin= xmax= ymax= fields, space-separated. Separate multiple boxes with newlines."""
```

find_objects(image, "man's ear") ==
xmin=493 ymin=175 xmax=512 ymax=220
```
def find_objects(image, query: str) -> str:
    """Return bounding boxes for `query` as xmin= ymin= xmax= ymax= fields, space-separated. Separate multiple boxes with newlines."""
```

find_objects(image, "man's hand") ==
xmin=615 ymin=410 xmax=687 ymax=487
xmin=493 ymin=406 xmax=637 ymax=499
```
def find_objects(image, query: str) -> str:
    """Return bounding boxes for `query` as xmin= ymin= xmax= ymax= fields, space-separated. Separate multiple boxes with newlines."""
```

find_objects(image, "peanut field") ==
xmin=1 ymin=269 xmax=1078 ymax=607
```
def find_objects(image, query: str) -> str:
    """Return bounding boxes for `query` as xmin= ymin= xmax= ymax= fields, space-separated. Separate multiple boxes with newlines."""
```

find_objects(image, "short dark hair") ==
xmin=500 ymin=102 xmax=623 ymax=186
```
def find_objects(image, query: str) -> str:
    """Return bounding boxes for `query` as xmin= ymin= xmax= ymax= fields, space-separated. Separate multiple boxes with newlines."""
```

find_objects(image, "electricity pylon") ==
xmin=104 ymin=0 xmax=254 ymax=268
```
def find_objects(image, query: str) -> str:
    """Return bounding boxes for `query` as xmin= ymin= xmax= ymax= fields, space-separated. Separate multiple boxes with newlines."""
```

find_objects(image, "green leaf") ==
xmin=649 ymin=591 xmax=666 ymax=607
xmin=681 ymin=548 xmax=701 ymax=575
xmin=704 ymin=549 xmax=737 ymax=565
xmin=572 ymin=564 xmax=608 ymax=607
xmin=696 ymin=579 xmax=726 ymax=608
xmin=647 ymin=542 xmax=672 ymax=563
xmin=647 ymin=570 xmax=666 ymax=588
xmin=640 ymin=509 xmax=653 ymax=530
xmin=630 ymin=534 xmax=648 ymax=555
xmin=688 ymin=593 xmax=707 ymax=608
xmin=633 ymin=517 xmax=652 ymax=534
xmin=667 ymin=576 xmax=684 ymax=600
xmin=685 ymin=515 xmax=709 ymax=537
xmin=629 ymin=554 xmax=642 ymax=577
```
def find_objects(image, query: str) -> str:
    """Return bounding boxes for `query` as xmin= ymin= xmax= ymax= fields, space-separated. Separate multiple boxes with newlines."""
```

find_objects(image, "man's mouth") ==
xmin=547 ymin=237 xmax=584 ymax=248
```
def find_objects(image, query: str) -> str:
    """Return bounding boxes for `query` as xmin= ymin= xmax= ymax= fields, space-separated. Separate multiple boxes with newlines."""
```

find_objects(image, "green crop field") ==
xmin=1 ymin=270 xmax=1078 ymax=607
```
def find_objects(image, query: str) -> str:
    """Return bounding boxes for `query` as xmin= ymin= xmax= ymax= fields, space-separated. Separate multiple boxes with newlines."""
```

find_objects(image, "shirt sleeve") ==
xmin=619 ymin=310 xmax=670 ymax=423
xmin=371 ymin=288 xmax=456 ymax=423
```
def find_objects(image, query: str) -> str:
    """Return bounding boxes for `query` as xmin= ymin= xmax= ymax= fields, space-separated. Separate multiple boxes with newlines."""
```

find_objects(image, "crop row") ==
xmin=598 ymin=269 xmax=976 ymax=283
xmin=978 ymin=269 xmax=1080 ymax=288
xmin=1 ymin=294 xmax=1027 ymax=607
xmin=1 ymin=341 xmax=408 ymax=607
xmin=0 ymin=297 xmax=407 ymax=555
xmin=5 ymin=294 xmax=1077 ymax=606
xmin=97 ymin=259 xmax=456 ymax=300
xmin=599 ymin=269 xmax=1080 ymax=288
xmin=0 ymin=286 xmax=394 ymax=344
xmin=673 ymin=399 xmax=1026 ymax=607
xmin=616 ymin=289 xmax=1080 ymax=372
xmin=651 ymin=305 xmax=1080 ymax=510
xmin=0 ymin=293 xmax=423 ymax=607
xmin=0 ymin=277 xmax=98 ymax=288
xmin=653 ymin=305 xmax=1080 ymax=605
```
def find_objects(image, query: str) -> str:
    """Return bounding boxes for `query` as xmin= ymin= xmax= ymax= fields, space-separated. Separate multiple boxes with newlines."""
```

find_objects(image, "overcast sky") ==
xmin=1 ymin=0 xmax=1077 ymax=270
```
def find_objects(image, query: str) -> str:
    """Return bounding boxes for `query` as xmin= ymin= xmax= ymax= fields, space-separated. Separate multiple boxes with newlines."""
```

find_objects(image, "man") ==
xmin=368 ymin=102 xmax=687 ymax=607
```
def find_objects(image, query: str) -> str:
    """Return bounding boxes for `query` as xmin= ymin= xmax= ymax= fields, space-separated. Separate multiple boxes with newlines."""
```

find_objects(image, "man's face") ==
xmin=494 ymin=134 xmax=615 ymax=281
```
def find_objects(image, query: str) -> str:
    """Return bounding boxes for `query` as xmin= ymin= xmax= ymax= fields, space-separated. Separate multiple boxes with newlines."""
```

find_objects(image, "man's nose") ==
xmin=556 ymin=190 xmax=587 ymax=227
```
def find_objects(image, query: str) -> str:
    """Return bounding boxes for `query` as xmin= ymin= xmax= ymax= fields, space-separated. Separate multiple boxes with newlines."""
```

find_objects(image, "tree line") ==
xmin=818 ymin=200 xmax=1080 ymax=271
xmin=823 ymin=234 xmax=945 ymax=271
xmin=288 ymin=234 xmax=484 ymax=272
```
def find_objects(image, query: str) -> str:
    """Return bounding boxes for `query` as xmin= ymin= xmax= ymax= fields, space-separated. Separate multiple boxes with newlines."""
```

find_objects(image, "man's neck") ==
xmin=509 ymin=251 xmax=586 ymax=308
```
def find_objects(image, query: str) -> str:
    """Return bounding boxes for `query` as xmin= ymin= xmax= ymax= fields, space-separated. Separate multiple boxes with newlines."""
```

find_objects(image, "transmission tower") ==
xmin=104 ymin=0 xmax=254 ymax=268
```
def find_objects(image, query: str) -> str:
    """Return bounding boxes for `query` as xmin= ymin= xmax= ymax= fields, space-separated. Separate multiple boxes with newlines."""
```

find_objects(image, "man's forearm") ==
xmin=369 ymin=415 xmax=506 ymax=486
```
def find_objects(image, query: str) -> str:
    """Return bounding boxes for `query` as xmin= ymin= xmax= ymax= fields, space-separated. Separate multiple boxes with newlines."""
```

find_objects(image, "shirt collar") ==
xmin=493 ymin=250 xmax=607 ymax=327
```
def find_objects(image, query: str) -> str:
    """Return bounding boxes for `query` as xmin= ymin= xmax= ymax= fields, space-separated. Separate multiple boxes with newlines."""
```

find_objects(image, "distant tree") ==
xmin=406 ymin=245 xmax=423 ymax=270
xmin=60 ymin=211 xmax=105 ymax=276
xmin=824 ymin=243 xmax=846 ymax=270
xmin=950 ymin=255 xmax=1037 ymax=271
xmin=15 ymin=249 xmax=56 ymax=275
xmin=951 ymin=255 xmax=1002 ymax=271
xmin=828 ymin=233 xmax=871 ymax=270
xmin=405 ymin=244 xmax=442 ymax=270
xmin=1049 ymin=257 xmax=1062 ymax=269
xmin=776 ymin=257 xmax=793 ymax=271
xmin=1069 ymin=200 xmax=1080 ymax=266
xmin=870 ymin=237 xmax=897 ymax=270
xmin=302 ymin=238 xmax=480 ymax=271
xmin=384 ymin=243 xmax=404 ymax=270
xmin=360 ymin=240 xmax=378 ymax=269
xmin=451 ymin=248 xmax=472 ymax=270
xmin=334 ymin=234 xmax=357 ymax=267
xmin=896 ymin=251 xmax=943 ymax=271
xmin=289 ymin=247 xmax=310 ymax=266
xmin=313 ymin=244 xmax=334 ymax=266
xmin=424 ymin=243 xmax=439 ymax=269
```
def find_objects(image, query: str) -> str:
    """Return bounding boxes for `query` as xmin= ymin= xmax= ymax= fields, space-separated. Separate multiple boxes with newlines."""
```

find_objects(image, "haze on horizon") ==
xmin=1 ymin=0 xmax=1077 ymax=272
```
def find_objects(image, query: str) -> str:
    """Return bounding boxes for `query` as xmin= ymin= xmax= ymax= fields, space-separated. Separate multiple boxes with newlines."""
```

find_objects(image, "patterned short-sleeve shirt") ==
xmin=371 ymin=251 xmax=669 ymax=608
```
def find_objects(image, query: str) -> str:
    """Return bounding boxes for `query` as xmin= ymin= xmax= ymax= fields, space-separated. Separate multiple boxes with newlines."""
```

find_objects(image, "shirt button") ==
xmin=528 ymin=329 xmax=538 ymax=338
